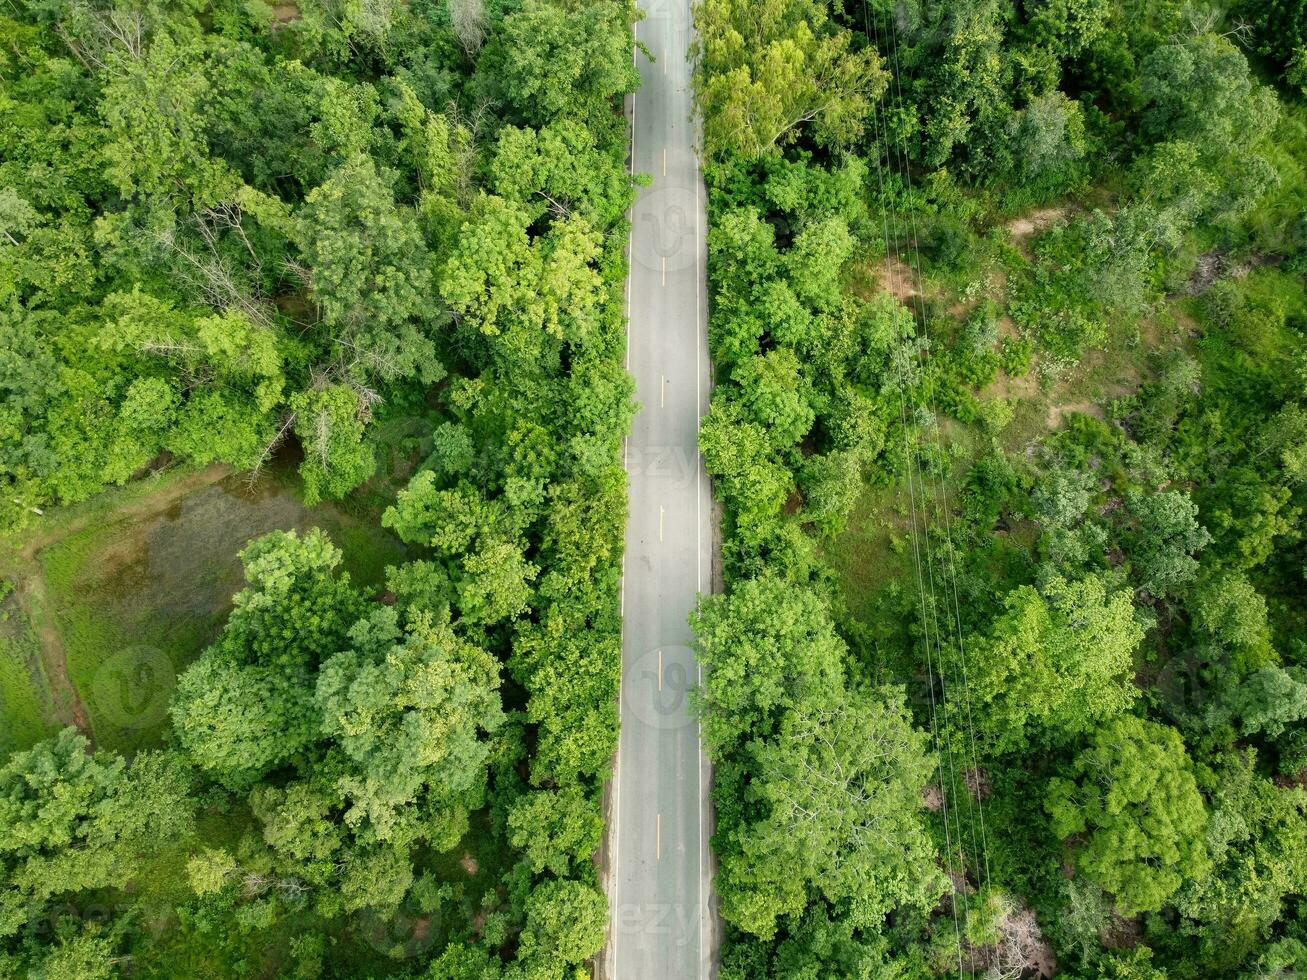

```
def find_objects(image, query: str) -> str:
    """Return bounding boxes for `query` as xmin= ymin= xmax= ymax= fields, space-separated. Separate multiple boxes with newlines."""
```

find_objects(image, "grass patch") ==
xmin=36 ymin=461 xmax=406 ymax=753
xmin=0 ymin=441 xmax=418 ymax=757
xmin=0 ymin=587 xmax=55 ymax=755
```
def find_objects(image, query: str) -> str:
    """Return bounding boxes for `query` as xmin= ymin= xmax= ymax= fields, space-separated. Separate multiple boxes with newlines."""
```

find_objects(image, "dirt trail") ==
xmin=4 ymin=463 xmax=232 ymax=742
xmin=18 ymin=573 xmax=91 ymax=740
xmin=875 ymin=255 xmax=921 ymax=304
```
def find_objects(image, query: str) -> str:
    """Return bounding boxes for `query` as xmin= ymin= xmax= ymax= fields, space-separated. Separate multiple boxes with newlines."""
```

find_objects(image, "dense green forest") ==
xmin=1 ymin=0 xmax=638 ymax=975
xmin=4 ymin=0 xmax=1307 ymax=976
xmin=692 ymin=0 xmax=1307 ymax=977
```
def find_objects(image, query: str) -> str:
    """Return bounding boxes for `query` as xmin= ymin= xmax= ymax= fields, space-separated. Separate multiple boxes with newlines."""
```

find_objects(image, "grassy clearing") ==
xmin=35 ymin=461 xmax=406 ymax=753
xmin=832 ymin=202 xmax=1198 ymax=636
xmin=0 ymin=432 xmax=419 ymax=755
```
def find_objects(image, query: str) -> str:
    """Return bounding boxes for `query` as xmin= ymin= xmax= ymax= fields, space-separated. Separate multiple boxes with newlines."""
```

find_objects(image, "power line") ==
xmin=857 ymin=0 xmax=996 ymax=971
xmin=856 ymin=1 xmax=968 ymax=975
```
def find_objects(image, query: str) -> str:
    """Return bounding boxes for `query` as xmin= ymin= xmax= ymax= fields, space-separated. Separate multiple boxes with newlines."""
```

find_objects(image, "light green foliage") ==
xmin=1123 ymin=489 xmax=1211 ymax=597
xmin=1172 ymin=752 xmax=1307 ymax=968
xmin=718 ymin=687 xmax=943 ymax=939
xmin=316 ymin=606 xmax=505 ymax=846
xmin=186 ymin=847 xmax=239 ymax=897
xmin=1047 ymin=716 xmax=1210 ymax=914
xmin=293 ymin=153 xmax=441 ymax=382
xmin=730 ymin=348 xmax=817 ymax=448
xmin=477 ymin=0 xmax=640 ymax=129
xmin=517 ymin=879 xmax=608 ymax=967
xmin=1223 ymin=667 xmax=1307 ymax=739
xmin=172 ymin=529 xmax=363 ymax=784
xmin=965 ymin=574 xmax=1143 ymax=752
xmin=913 ymin=0 xmax=1013 ymax=172
xmin=692 ymin=0 xmax=1307 ymax=974
xmin=291 ymin=384 xmax=377 ymax=507
xmin=23 ymin=932 xmax=118 ymax=980
xmin=208 ymin=529 xmax=363 ymax=673
xmin=490 ymin=120 xmax=635 ymax=229
xmin=507 ymin=787 xmax=604 ymax=877
xmin=1 ymin=0 xmax=635 ymax=972
xmin=693 ymin=0 xmax=888 ymax=158
xmin=100 ymin=32 xmax=244 ymax=203
xmin=441 ymin=194 xmax=605 ymax=368
xmin=690 ymin=573 xmax=845 ymax=755
xmin=170 ymin=653 xmax=318 ymax=789
xmin=1189 ymin=572 xmax=1272 ymax=653
xmin=0 ymin=730 xmax=193 ymax=936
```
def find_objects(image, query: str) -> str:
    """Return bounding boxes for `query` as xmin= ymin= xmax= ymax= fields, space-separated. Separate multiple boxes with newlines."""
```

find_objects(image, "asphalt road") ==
xmin=604 ymin=0 xmax=714 ymax=975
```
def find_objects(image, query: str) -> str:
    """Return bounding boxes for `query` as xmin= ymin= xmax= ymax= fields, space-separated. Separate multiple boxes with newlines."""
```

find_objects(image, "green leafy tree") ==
xmin=1124 ymin=489 xmax=1211 ymax=598
xmin=291 ymin=384 xmax=377 ymax=506
xmin=690 ymin=574 xmax=845 ymax=754
xmin=693 ymin=0 xmax=888 ymax=157
xmin=0 ymin=730 xmax=194 ymax=937
xmin=1188 ymin=572 xmax=1272 ymax=653
xmin=965 ymin=573 xmax=1144 ymax=753
xmin=912 ymin=0 xmax=1013 ymax=172
xmin=477 ymin=0 xmax=640 ymax=129
xmin=293 ymin=153 xmax=441 ymax=384
xmin=315 ymin=606 xmax=505 ymax=847
xmin=1046 ymin=716 xmax=1210 ymax=914
xmin=172 ymin=530 xmax=363 ymax=783
xmin=516 ymin=879 xmax=608 ymax=968
xmin=1223 ymin=667 xmax=1307 ymax=739
xmin=1173 ymin=752 xmax=1307 ymax=969
xmin=729 ymin=348 xmax=816 ymax=448
xmin=507 ymin=788 xmax=604 ymax=877
xmin=170 ymin=654 xmax=318 ymax=789
xmin=717 ymin=687 xmax=943 ymax=939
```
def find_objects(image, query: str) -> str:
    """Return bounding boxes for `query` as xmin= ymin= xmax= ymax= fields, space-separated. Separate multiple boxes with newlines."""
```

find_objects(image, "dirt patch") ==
xmin=873 ymin=255 xmax=921 ymax=304
xmin=1046 ymin=399 xmax=1103 ymax=429
xmin=962 ymin=902 xmax=1056 ymax=978
xmin=1007 ymin=207 xmax=1067 ymax=242
xmin=963 ymin=767 xmax=992 ymax=802
xmin=12 ymin=574 xmax=87 ymax=738
xmin=1102 ymin=911 xmax=1141 ymax=950
xmin=988 ymin=366 xmax=1040 ymax=405
xmin=270 ymin=1 xmax=301 ymax=22
xmin=459 ymin=854 xmax=479 ymax=876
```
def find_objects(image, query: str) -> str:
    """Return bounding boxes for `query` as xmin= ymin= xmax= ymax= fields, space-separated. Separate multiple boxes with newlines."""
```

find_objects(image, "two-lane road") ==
xmin=606 ymin=0 xmax=714 ymax=975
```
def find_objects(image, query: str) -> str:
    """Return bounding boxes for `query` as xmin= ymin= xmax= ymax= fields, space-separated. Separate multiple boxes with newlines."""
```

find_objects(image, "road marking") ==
xmin=656 ymin=813 xmax=662 ymax=859
xmin=663 ymin=146 xmax=667 ymax=176
xmin=659 ymin=505 xmax=665 ymax=541
xmin=661 ymin=255 xmax=666 ymax=286
xmin=660 ymin=374 xmax=666 ymax=408
xmin=658 ymin=648 xmax=663 ymax=691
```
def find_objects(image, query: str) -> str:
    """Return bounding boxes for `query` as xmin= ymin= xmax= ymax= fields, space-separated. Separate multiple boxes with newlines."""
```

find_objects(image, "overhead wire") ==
xmin=856 ymin=0 xmax=996 ymax=969
xmin=873 ymin=0 xmax=996 ymax=908
xmin=855 ymin=0 xmax=968 ymax=974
